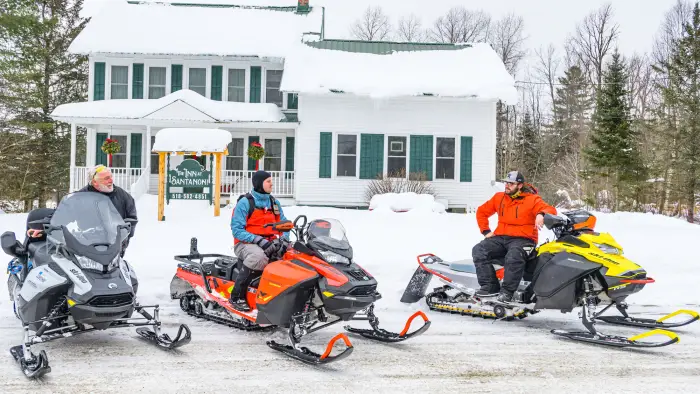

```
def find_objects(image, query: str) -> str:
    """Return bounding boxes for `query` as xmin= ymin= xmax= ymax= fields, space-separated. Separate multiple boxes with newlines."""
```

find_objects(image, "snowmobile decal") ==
xmin=53 ymin=256 xmax=92 ymax=295
xmin=19 ymin=267 xmax=67 ymax=302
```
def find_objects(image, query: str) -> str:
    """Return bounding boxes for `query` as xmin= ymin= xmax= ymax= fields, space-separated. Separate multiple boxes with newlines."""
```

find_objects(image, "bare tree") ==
xmin=429 ymin=7 xmax=491 ymax=43
xmin=396 ymin=14 xmax=425 ymax=42
xmin=534 ymin=44 xmax=561 ymax=110
xmin=652 ymin=0 xmax=692 ymax=65
xmin=566 ymin=3 xmax=620 ymax=92
xmin=488 ymin=13 xmax=527 ymax=75
xmin=350 ymin=6 xmax=392 ymax=41
xmin=627 ymin=53 xmax=654 ymax=119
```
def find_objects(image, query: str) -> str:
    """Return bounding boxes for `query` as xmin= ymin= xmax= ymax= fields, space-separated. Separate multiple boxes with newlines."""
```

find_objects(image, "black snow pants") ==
xmin=472 ymin=235 xmax=535 ymax=295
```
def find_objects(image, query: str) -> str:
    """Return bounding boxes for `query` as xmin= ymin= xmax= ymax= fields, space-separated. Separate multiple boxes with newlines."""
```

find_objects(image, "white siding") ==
xmin=294 ymin=94 xmax=497 ymax=209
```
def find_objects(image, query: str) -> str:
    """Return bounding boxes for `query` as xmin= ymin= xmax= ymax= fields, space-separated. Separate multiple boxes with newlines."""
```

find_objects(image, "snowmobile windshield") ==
xmin=49 ymin=192 xmax=128 ymax=247
xmin=307 ymin=219 xmax=353 ymax=261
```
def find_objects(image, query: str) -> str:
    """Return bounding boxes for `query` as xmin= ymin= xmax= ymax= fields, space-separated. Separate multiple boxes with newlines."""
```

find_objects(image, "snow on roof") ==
xmin=152 ymin=128 xmax=233 ymax=153
xmin=281 ymin=43 xmax=518 ymax=104
xmin=50 ymin=89 xmax=285 ymax=123
xmin=70 ymin=1 xmax=322 ymax=57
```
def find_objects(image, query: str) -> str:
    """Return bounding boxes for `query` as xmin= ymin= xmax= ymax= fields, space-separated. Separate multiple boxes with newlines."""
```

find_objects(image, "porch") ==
xmin=70 ymin=167 xmax=296 ymax=198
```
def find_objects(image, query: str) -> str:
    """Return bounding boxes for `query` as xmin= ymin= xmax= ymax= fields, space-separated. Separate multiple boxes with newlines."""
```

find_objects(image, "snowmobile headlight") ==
xmin=76 ymin=256 xmax=103 ymax=272
xmin=594 ymin=243 xmax=621 ymax=255
xmin=106 ymin=256 xmax=120 ymax=272
xmin=319 ymin=250 xmax=350 ymax=265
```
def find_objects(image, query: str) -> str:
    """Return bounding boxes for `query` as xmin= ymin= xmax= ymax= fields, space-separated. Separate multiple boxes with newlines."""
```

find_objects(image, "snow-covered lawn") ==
xmin=1 ymin=195 xmax=699 ymax=392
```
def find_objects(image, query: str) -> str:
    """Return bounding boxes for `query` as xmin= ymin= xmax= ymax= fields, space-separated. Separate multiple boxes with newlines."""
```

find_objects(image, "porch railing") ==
xmin=71 ymin=167 xmax=145 ymax=193
xmin=221 ymin=170 xmax=295 ymax=197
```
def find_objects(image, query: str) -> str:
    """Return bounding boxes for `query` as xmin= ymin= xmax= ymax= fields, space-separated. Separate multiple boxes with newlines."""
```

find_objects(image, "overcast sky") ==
xmin=83 ymin=0 xmax=679 ymax=75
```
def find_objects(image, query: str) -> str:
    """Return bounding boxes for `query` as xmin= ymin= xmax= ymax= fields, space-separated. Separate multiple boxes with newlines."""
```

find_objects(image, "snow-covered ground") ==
xmin=1 ymin=195 xmax=699 ymax=393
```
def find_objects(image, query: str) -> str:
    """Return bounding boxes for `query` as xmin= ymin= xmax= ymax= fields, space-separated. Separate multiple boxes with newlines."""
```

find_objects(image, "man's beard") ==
xmin=505 ymin=188 xmax=520 ymax=197
xmin=95 ymin=183 xmax=113 ymax=193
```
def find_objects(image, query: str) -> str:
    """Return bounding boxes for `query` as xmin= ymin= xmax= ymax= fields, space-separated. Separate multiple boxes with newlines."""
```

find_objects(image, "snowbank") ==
xmin=369 ymin=193 xmax=446 ymax=214
xmin=152 ymin=128 xmax=232 ymax=153
xmin=69 ymin=1 xmax=322 ymax=57
xmin=50 ymin=89 xmax=285 ymax=123
xmin=281 ymin=43 xmax=518 ymax=104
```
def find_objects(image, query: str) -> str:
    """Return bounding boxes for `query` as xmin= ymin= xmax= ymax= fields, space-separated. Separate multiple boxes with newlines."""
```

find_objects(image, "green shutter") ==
xmin=409 ymin=135 xmax=433 ymax=180
xmin=171 ymin=64 xmax=182 ymax=93
xmin=132 ymin=64 xmax=144 ymax=99
xmin=93 ymin=62 xmax=105 ymax=101
xmin=460 ymin=136 xmax=473 ymax=182
xmin=319 ymin=132 xmax=331 ymax=178
xmin=211 ymin=66 xmax=222 ymax=101
xmin=360 ymin=134 xmax=384 ymax=179
xmin=287 ymin=93 xmax=298 ymax=109
xmin=130 ymin=133 xmax=142 ymax=168
xmin=250 ymin=66 xmax=261 ymax=103
xmin=96 ymin=133 xmax=108 ymax=165
xmin=248 ymin=136 xmax=260 ymax=170
xmin=286 ymin=137 xmax=295 ymax=171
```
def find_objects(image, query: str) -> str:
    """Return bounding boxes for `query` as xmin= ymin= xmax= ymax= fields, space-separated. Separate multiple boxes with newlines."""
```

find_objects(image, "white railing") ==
xmin=221 ymin=170 xmax=295 ymax=197
xmin=71 ymin=167 xmax=146 ymax=193
xmin=129 ymin=170 xmax=149 ymax=201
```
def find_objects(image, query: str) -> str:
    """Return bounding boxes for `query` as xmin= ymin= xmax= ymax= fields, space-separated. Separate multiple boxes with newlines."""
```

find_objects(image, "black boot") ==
xmin=475 ymin=285 xmax=500 ymax=297
xmin=229 ymin=266 xmax=259 ymax=312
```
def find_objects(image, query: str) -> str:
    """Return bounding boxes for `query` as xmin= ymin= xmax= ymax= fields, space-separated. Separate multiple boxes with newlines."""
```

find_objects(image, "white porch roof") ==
xmin=50 ymin=89 xmax=288 ymax=126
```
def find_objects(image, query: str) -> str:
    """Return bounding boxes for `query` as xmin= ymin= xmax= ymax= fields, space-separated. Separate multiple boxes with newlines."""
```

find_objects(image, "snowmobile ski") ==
xmin=268 ymin=333 xmax=354 ymax=365
xmin=135 ymin=325 xmax=191 ymax=350
xmin=596 ymin=307 xmax=699 ymax=329
xmin=345 ymin=306 xmax=431 ymax=342
xmin=10 ymin=346 xmax=50 ymax=379
xmin=551 ymin=328 xmax=680 ymax=348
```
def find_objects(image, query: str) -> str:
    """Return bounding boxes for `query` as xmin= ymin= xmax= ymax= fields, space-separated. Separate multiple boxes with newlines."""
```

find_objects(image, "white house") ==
xmin=51 ymin=0 xmax=517 ymax=210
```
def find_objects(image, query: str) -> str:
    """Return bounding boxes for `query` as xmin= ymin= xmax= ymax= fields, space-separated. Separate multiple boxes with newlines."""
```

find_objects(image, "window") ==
xmin=226 ymin=138 xmax=244 ymax=170
xmin=337 ymin=134 xmax=357 ymax=177
xmin=227 ymin=69 xmax=245 ymax=102
xmin=149 ymin=67 xmax=166 ymax=99
xmin=387 ymin=136 xmax=407 ymax=175
xmin=150 ymin=137 xmax=159 ymax=174
xmin=436 ymin=137 xmax=455 ymax=179
xmin=263 ymin=139 xmax=282 ymax=171
xmin=111 ymin=135 xmax=128 ymax=168
xmin=287 ymin=93 xmax=298 ymax=110
xmin=110 ymin=66 xmax=128 ymax=99
xmin=188 ymin=68 xmax=206 ymax=96
xmin=265 ymin=70 xmax=283 ymax=107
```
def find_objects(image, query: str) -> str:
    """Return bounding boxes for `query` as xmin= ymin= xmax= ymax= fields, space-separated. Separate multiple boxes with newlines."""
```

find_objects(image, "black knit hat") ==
xmin=252 ymin=170 xmax=272 ymax=194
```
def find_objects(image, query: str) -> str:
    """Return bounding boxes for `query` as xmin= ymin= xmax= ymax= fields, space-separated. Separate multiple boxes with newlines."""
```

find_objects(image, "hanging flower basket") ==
xmin=101 ymin=138 xmax=121 ymax=167
xmin=247 ymin=141 xmax=265 ymax=170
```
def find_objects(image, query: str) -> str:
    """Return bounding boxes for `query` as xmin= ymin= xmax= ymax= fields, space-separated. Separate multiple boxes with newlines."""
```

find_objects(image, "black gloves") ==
xmin=253 ymin=235 xmax=273 ymax=250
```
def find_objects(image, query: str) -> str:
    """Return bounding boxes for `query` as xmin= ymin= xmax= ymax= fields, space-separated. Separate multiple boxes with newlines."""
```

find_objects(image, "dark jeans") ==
xmin=472 ymin=235 xmax=535 ymax=295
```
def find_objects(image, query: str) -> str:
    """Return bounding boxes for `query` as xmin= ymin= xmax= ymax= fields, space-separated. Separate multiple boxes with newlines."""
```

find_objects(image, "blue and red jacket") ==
xmin=231 ymin=190 xmax=288 ymax=244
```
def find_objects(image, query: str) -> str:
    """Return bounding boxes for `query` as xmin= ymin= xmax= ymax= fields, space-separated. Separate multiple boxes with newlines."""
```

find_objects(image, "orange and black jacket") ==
xmin=476 ymin=185 xmax=557 ymax=243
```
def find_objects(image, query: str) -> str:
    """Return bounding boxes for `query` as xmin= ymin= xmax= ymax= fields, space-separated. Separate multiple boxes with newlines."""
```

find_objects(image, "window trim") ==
xmin=434 ymin=135 xmax=458 ymax=181
xmin=386 ymin=135 xmax=409 ymax=178
xmin=334 ymin=132 xmax=359 ymax=178
xmin=109 ymin=65 xmax=129 ymax=100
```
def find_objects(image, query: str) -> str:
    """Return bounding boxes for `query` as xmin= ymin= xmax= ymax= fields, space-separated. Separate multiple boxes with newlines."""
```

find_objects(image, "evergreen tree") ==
xmin=0 ymin=0 xmax=88 ymax=211
xmin=514 ymin=110 xmax=540 ymax=183
xmin=551 ymin=65 xmax=593 ymax=161
xmin=585 ymin=49 xmax=644 ymax=210
xmin=656 ymin=3 xmax=700 ymax=223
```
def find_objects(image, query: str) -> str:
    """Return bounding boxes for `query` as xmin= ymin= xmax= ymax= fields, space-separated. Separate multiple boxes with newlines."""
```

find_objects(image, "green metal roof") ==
xmin=304 ymin=39 xmax=470 ymax=54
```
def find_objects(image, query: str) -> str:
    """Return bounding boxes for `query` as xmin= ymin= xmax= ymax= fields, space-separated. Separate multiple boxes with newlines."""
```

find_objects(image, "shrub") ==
xmin=364 ymin=169 xmax=436 ymax=202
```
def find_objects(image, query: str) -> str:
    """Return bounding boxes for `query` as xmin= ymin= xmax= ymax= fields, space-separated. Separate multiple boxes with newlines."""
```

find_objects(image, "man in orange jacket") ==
xmin=473 ymin=171 xmax=556 ymax=302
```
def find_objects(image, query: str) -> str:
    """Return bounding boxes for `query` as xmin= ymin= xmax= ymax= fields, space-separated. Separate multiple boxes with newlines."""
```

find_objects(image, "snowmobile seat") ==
xmin=27 ymin=241 xmax=53 ymax=267
xmin=448 ymin=259 xmax=477 ymax=274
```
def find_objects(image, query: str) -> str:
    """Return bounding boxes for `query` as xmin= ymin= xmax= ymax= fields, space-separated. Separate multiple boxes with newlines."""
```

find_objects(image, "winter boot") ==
xmin=496 ymin=290 xmax=513 ymax=303
xmin=228 ymin=265 xmax=260 ymax=312
xmin=475 ymin=285 xmax=500 ymax=297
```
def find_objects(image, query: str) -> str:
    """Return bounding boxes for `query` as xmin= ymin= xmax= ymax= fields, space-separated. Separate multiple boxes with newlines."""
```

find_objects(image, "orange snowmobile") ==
xmin=170 ymin=215 xmax=430 ymax=364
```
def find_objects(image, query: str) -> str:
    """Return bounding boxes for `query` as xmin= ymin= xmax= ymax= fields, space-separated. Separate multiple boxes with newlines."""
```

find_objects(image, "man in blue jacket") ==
xmin=228 ymin=170 xmax=288 ymax=311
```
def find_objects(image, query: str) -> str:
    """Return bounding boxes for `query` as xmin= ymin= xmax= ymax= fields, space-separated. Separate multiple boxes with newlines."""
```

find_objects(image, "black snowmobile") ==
xmin=2 ymin=192 xmax=190 ymax=378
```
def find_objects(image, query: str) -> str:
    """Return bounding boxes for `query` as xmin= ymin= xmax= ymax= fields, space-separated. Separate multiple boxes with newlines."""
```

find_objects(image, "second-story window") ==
xmin=189 ymin=68 xmax=206 ymax=96
xmin=266 ymin=70 xmax=283 ymax=107
xmin=111 ymin=66 xmax=128 ymax=99
xmin=227 ymin=69 xmax=245 ymax=102
xmin=148 ymin=67 xmax=166 ymax=99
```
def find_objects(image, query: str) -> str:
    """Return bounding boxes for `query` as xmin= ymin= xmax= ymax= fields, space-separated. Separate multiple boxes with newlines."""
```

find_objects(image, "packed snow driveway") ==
xmin=1 ymin=199 xmax=699 ymax=393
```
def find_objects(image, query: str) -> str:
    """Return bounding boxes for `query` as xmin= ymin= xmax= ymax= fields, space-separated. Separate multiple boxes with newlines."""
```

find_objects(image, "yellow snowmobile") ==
xmin=400 ymin=210 xmax=699 ymax=348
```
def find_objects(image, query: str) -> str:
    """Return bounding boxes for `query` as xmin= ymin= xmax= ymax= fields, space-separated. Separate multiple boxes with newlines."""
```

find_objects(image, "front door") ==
xmin=262 ymin=138 xmax=282 ymax=171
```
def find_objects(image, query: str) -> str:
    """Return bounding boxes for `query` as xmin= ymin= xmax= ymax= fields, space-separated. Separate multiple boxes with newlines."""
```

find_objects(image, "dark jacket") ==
xmin=77 ymin=185 xmax=138 ymax=238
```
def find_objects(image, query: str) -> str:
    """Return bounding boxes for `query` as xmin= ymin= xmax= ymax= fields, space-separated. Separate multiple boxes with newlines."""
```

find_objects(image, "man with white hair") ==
xmin=78 ymin=164 xmax=138 ymax=245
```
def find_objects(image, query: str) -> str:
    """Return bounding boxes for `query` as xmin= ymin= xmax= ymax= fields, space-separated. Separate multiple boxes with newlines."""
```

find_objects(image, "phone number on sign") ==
xmin=170 ymin=193 xmax=207 ymax=200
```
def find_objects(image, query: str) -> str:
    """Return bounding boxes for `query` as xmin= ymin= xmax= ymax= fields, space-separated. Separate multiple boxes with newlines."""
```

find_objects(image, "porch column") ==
xmin=70 ymin=123 xmax=77 ymax=191
xmin=145 ymin=125 xmax=152 ymax=191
